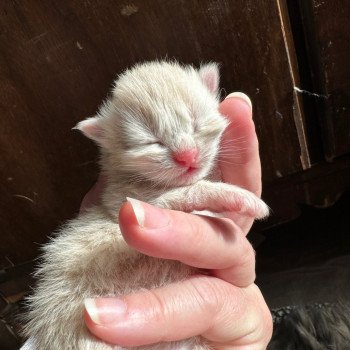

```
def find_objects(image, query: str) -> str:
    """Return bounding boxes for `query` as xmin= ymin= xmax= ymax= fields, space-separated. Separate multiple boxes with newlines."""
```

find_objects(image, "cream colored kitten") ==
xmin=23 ymin=61 xmax=269 ymax=349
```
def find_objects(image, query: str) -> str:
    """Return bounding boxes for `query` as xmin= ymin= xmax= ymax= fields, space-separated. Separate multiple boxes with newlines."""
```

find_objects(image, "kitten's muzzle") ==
xmin=172 ymin=148 xmax=198 ymax=168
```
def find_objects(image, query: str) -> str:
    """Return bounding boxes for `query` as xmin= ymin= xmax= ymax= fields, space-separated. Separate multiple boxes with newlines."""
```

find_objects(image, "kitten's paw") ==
xmin=216 ymin=184 xmax=270 ymax=219
xmin=233 ymin=191 xmax=270 ymax=219
xmin=154 ymin=181 xmax=270 ymax=220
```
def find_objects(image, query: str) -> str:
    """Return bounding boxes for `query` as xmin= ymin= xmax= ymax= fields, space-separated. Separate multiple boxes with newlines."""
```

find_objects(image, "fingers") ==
xmin=119 ymin=199 xmax=256 ymax=287
xmin=219 ymin=94 xmax=262 ymax=198
xmin=84 ymin=277 xmax=272 ymax=349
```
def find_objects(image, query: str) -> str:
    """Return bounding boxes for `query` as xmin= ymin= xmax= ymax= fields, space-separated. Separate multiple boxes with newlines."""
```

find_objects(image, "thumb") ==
xmin=219 ymin=93 xmax=261 ymax=197
xmin=84 ymin=277 xmax=272 ymax=349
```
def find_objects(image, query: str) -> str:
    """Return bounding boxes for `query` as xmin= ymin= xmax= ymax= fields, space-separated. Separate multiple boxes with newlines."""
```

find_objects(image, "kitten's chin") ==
xmin=145 ymin=171 xmax=203 ymax=187
xmin=137 ymin=164 xmax=212 ymax=187
xmin=170 ymin=168 xmax=208 ymax=186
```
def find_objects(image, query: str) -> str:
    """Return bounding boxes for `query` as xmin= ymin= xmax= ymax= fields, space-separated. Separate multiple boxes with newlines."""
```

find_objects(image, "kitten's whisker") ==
xmin=221 ymin=137 xmax=247 ymax=143
xmin=221 ymin=149 xmax=248 ymax=154
xmin=219 ymin=145 xmax=249 ymax=150
xmin=218 ymin=152 xmax=248 ymax=157
xmin=220 ymin=142 xmax=241 ymax=148
xmin=220 ymin=150 xmax=249 ymax=154
xmin=218 ymin=159 xmax=248 ymax=165
xmin=221 ymin=137 xmax=247 ymax=144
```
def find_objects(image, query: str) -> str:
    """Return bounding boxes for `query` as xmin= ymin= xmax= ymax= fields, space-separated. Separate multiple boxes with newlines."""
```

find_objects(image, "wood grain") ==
xmin=299 ymin=0 xmax=350 ymax=159
xmin=1 ymin=0 xmax=306 ymax=263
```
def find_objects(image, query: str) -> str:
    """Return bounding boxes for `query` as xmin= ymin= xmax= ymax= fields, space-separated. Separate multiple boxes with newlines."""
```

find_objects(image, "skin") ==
xmin=81 ymin=94 xmax=273 ymax=349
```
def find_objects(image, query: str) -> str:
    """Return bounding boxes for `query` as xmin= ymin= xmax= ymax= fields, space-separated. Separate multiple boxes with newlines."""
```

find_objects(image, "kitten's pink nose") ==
xmin=172 ymin=148 xmax=198 ymax=167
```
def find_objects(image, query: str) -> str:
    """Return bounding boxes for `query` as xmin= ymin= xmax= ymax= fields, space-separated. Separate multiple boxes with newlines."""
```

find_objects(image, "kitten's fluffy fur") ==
xmin=23 ymin=61 xmax=269 ymax=349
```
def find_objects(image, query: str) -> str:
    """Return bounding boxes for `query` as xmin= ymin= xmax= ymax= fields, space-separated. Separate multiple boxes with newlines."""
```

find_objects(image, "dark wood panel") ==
xmin=258 ymin=154 xmax=350 ymax=230
xmin=276 ymin=0 xmax=311 ymax=170
xmin=299 ymin=0 xmax=350 ymax=159
xmin=1 ymin=0 xmax=305 ymax=263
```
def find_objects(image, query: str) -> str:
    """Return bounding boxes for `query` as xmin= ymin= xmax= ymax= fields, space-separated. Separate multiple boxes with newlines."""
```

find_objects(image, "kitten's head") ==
xmin=77 ymin=61 xmax=228 ymax=187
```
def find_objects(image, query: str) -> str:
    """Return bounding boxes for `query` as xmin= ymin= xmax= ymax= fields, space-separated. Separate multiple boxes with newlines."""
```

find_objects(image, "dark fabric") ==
xmin=268 ymin=302 xmax=350 ymax=350
xmin=257 ymin=255 xmax=350 ymax=309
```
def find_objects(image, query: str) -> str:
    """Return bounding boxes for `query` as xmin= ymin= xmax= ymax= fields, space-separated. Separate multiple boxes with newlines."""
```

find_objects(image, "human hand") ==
xmin=81 ymin=93 xmax=272 ymax=349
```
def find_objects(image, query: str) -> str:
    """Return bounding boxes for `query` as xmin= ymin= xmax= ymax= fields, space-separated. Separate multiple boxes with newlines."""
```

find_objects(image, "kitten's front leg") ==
xmin=152 ymin=180 xmax=269 ymax=219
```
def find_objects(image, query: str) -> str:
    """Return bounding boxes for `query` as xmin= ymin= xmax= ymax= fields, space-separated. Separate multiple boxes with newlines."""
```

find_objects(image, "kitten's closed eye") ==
xmin=142 ymin=140 xmax=165 ymax=147
xmin=153 ymin=141 xmax=165 ymax=146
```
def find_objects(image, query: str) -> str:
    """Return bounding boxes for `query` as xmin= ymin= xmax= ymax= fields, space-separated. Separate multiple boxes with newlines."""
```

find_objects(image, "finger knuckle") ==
xmin=248 ymin=285 xmax=273 ymax=346
xmin=261 ymin=305 xmax=273 ymax=346
xmin=235 ymin=236 xmax=256 ymax=270
xmin=144 ymin=289 xmax=168 ymax=325
xmin=188 ymin=277 xmax=227 ymax=315
xmin=185 ymin=217 xmax=209 ymax=262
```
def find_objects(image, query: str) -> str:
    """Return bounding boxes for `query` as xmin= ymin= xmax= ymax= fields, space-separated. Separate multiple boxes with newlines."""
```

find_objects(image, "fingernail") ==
xmin=126 ymin=197 xmax=145 ymax=226
xmin=85 ymin=298 xmax=126 ymax=325
xmin=126 ymin=197 xmax=170 ymax=229
xmin=225 ymin=92 xmax=252 ymax=110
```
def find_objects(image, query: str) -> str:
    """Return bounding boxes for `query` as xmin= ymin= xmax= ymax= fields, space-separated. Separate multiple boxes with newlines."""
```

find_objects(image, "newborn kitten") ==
xmin=23 ymin=61 xmax=269 ymax=349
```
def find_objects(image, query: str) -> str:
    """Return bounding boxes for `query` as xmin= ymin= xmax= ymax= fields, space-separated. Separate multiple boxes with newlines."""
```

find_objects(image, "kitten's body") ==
xmin=24 ymin=61 xmax=269 ymax=349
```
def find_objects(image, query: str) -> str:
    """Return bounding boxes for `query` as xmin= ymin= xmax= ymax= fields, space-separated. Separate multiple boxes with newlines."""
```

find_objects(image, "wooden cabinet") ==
xmin=1 ymin=0 xmax=350 ymax=264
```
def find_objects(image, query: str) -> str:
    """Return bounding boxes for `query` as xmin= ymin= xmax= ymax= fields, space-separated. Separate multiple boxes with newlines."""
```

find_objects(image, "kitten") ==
xmin=23 ymin=61 xmax=269 ymax=349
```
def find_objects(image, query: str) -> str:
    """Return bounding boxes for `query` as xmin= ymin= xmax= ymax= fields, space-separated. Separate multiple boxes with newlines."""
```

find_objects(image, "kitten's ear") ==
xmin=74 ymin=117 xmax=104 ymax=145
xmin=199 ymin=63 xmax=220 ymax=95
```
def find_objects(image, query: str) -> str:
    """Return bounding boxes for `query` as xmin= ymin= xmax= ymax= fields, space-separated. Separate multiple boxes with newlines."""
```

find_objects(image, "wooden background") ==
xmin=298 ymin=0 xmax=350 ymax=159
xmin=1 ymin=0 xmax=349 ymax=265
